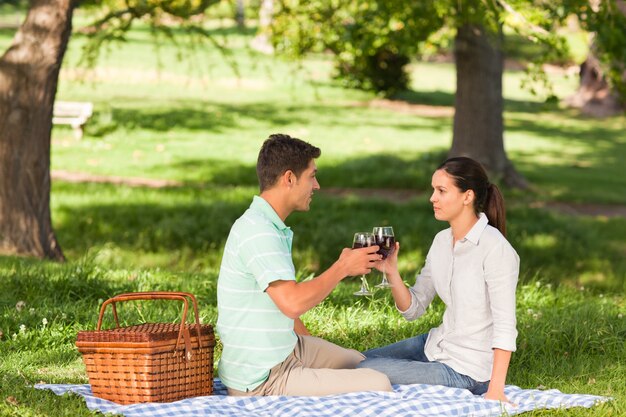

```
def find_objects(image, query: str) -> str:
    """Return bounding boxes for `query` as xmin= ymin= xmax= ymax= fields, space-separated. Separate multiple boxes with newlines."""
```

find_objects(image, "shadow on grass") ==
xmin=506 ymin=115 xmax=626 ymax=204
xmin=510 ymin=296 xmax=626 ymax=391
xmin=163 ymin=158 xmax=258 ymax=187
xmin=0 ymin=258 xmax=122 ymax=306
xmin=391 ymin=89 xmax=455 ymax=107
xmin=85 ymin=83 xmax=624 ymax=206
xmin=154 ymin=108 xmax=625 ymax=204
xmin=54 ymin=185 xmax=250 ymax=257
xmin=44 ymin=176 xmax=626 ymax=293
xmin=389 ymin=88 xmax=565 ymax=114
xmin=331 ymin=291 xmax=625 ymax=391
xmin=319 ymin=151 xmax=446 ymax=189
xmin=96 ymin=102 xmax=307 ymax=135
xmin=0 ymin=27 xmax=19 ymax=37
xmin=164 ymin=151 xmax=447 ymax=190
xmin=358 ymin=89 xmax=625 ymax=205
xmin=87 ymin=98 xmax=452 ymax=138
xmin=0 ymin=257 xmax=128 ymax=337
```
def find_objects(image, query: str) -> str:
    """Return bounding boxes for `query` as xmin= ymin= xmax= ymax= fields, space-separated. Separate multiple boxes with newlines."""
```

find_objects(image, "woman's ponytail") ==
xmin=484 ymin=183 xmax=506 ymax=237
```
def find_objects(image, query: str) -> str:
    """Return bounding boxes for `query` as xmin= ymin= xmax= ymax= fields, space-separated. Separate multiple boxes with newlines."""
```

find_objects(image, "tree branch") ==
xmin=495 ymin=0 xmax=550 ymax=41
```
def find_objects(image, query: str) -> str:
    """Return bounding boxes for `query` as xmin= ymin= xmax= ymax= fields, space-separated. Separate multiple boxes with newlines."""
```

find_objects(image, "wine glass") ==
xmin=352 ymin=232 xmax=376 ymax=296
xmin=373 ymin=226 xmax=395 ymax=288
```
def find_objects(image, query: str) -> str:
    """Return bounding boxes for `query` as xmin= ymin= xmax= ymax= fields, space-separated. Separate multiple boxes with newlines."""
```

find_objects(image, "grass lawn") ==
xmin=1 ymin=9 xmax=625 ymax=417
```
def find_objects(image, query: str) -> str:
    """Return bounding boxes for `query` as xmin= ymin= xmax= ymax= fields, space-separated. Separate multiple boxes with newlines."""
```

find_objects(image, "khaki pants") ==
xmin=228 ymin=335 xmax=392 ymax=396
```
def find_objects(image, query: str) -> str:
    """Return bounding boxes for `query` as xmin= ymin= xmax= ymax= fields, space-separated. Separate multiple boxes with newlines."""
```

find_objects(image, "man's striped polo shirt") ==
xmin=216 ymin=196 xmax=298 ymax=392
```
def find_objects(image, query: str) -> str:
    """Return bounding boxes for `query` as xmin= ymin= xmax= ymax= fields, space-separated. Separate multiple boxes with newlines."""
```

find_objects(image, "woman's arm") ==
xmin=376 ymin=242 xmax=412 ymax=311
xmin=375 ymin=241 xmax=437 ymax=320
xmin=485 ymin=348 xmax=512 ymax=402
xmin=484 ymin=241 xmax=520 ymax=402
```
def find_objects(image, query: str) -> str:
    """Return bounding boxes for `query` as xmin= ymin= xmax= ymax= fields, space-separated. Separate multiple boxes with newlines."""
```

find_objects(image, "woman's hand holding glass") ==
xmin=373 ymin=241 xmax=414 ymax=311
xmin=373 ymin=240 xmax=399 ymax=274
xmin=373 ymin=241 xmax=402 ymax=293
xmin=373 ymin=226 xmax=396 ymax=288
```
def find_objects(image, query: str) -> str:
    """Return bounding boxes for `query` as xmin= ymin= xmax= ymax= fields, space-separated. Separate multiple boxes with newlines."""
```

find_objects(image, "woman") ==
xmin=358 ymin=157 xmax=519 ymax=402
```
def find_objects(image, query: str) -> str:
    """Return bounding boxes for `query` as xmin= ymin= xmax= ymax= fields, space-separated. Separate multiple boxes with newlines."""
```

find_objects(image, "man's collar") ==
xmin=251 ymin=196 xmax=290 ymax=231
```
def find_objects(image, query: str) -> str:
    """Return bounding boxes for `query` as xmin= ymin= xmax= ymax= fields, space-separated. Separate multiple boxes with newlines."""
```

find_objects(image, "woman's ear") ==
xmin=464 ymin=189 xmax=475 ymax=206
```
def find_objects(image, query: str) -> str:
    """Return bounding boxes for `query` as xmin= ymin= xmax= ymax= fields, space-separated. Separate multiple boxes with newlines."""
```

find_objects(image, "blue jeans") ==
xmin=357 ymin=333 xmax=489 ymax=395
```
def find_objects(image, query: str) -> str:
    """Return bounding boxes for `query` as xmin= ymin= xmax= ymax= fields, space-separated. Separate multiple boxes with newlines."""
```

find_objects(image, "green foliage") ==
xmin=1 ymin=256 xmax=624 ymax=415
xmin=272 ymin=0 xmax=626 ymax=103
xmin=0 ymin=0 xmax=23 ymax=9
xmin=1 ymin=22 xmax=626 ymax=415
xmin=577 ymin=0 xmax=626 ymax=101
xmin=272 ymin=0 xmax=443 ymax=95
xmin=514 ymin=0 xmax=626 ymax=102
xmin=76 ymin=0 xmax=223 ymax=69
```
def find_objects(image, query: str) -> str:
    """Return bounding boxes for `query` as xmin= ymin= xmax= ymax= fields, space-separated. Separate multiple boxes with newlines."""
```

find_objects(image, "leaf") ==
xmin=5 ymin=396 xmax=19 ymax=406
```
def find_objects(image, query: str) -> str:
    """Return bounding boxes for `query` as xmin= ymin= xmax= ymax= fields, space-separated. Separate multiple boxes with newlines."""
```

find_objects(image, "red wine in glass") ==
xmin=375 ymin=235 xmax=396 ymax=259
xmin=352 ymin=232 xmax=375 ymax=296
xmin=373 ymin=226 xmax=394 ymax=288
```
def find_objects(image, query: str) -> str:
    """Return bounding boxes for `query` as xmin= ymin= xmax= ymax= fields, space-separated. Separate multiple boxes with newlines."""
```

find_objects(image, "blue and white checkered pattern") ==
xmin=35 ymin=379 xmax=609 ymax=417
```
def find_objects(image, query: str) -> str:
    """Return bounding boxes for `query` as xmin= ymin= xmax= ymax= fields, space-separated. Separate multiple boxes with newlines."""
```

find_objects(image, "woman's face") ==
xmin=429 ymin=169 xmax=471 ymax=222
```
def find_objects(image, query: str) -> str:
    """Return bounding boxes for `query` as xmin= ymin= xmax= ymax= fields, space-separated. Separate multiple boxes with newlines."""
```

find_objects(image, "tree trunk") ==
xmin=451 ymin=24 xmax=527 ymax=188
xmin=564 ymin=51 xmax=623 ymax=117
xmin=235 ymin=0 xmax=245 ymax=28
xmin=565 ymin=0 xmax=626 ymax=118
xmin=0 ymin=0 xmax=74 ymax=260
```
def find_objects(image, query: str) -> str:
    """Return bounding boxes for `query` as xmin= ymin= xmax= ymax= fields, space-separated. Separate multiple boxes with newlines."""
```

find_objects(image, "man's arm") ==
xmin=266 ymin=246 xmax=380 ymax=319
xmin=294 ymin=318 xmax=310 ymax=336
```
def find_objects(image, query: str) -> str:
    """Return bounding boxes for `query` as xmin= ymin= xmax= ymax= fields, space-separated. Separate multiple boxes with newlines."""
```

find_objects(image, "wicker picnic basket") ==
xmin=76 ymin=291 xmax=214 ymax=404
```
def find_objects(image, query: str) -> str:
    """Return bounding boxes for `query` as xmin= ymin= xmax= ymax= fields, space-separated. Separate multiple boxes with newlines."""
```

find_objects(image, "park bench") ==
xmin=52 ymin=101 xmax=94 ymax=140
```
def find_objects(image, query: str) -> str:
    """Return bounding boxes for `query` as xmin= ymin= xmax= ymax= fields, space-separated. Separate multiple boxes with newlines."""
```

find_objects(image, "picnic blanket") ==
xmin=35 ymin=379 xmax=609 ymax=417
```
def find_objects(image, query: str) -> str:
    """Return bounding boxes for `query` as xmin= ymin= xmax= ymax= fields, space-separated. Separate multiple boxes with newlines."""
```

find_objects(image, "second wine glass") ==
xmin=373 ymin=226 xmax=395 ymax=288
xmin=352 ymin=232 xmax=376 ymax=296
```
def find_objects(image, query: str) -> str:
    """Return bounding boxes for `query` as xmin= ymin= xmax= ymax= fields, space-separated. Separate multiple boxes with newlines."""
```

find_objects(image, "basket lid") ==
xmin=77 ymin=322 xmax=214 ymax=343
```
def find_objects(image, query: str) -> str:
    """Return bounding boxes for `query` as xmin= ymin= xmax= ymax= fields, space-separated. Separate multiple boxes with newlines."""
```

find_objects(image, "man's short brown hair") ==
xmin=256 ymin=134 xmax=321 ymax=191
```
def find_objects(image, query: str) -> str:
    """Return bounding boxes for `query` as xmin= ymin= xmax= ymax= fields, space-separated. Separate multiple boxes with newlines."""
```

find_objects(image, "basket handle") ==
xmin=96 ymin=291 xmax=204 ymax=360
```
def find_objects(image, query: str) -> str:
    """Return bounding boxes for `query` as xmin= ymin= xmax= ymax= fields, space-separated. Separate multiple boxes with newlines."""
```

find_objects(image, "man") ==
xmin=217 ymin=134 xmax=392 ymax=396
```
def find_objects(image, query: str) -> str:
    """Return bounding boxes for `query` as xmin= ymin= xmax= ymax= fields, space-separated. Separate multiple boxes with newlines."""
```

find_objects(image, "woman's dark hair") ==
xmin=437 ymin=157 xmax=507 ymax=236
xmin=257 ymin=134 xmax=321 ymax=191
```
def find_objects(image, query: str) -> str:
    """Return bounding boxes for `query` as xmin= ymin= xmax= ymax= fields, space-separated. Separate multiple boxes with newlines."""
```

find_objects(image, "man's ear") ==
xmin=281 ymin=170 xmax=295 ymax=187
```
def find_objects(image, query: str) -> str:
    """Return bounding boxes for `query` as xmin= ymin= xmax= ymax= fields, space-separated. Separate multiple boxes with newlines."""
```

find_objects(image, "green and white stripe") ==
xmin=217 ymin=196 xmax=298 ymax=392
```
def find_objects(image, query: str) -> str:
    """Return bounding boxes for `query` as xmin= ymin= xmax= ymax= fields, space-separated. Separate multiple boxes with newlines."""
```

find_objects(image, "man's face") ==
xmin=291 ymin=159 xmax=320 ymax=212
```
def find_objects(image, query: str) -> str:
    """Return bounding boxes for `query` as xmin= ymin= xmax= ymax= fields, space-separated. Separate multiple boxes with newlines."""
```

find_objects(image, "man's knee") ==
xmin=340 ymin=348 xmax=367 ymax=368
xmin=358 ymin=368 xmax=393 ymax=392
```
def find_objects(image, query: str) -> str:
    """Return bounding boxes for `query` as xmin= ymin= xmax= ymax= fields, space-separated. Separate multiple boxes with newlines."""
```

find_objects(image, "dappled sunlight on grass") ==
xmin=51 ymin=182 xmax=254 ymax=269
xmin=505 ymin=111 xmax=626 ymax=204
xmin=1 ymin=13 xmax=625 ymax=416
xmin=521 ymin=233 xmax=558 ymax=250
xmin=45 ymin=181 xmax=626 ymax=293
xmin=43 ymin=14 xmax=626 ymax=207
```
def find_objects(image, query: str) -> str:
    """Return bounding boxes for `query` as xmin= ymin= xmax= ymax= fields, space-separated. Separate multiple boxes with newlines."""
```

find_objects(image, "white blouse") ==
xmin=400 ymin=213 xmax=519 ymax=382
